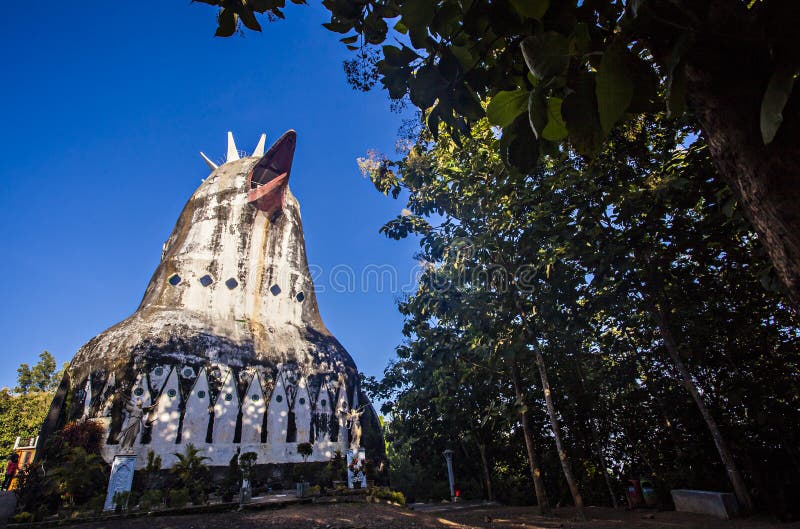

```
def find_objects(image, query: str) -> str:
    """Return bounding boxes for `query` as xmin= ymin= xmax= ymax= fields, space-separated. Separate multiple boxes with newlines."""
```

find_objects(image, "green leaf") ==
xmin=664 ymin=34 xmax=690 ymax=118
xmin=409 ymin=62 xmax=448 ymax=109
xmin=520 ymin=32 xmax=570 ymax=80
xmin=401 ymin=0 xmax=436 ymax=33
xmin=487 ymin=89 xmax=529 ymax=128
xmin=760 ymin=64 xmax=797 ymax=144
xmin=666 ymin=61 xmax=686 ymax=118
xmin=215 ymin=8 xmax=238 ymax=37
xmin=541 ymin=97 xmax=568 ymax=141
xmin=528 ymin=89 xmax=547 ymax=139
xmin=595 ymin=41 xmax=634 ymax=134
xmin=510 ymin=0 xmax=549 ymax=20
xmin=237 ymin=7 xmax=262 ymax=31
xmin=383 ymin=44 xmax=419 ymax=67
xmin=563 ymin=76 xmax=603 ymax=154
xmin=504 ymin=116 xmax=540 ymax=172
xmin=322 ymin=20 xmax=352 ymax=33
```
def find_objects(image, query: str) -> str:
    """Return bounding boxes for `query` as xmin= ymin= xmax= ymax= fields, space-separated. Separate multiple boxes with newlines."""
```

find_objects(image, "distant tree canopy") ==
xmin=15 ymin=351 xmax=62 ymax=394
xmin=1 ymin=352 xmax=64 ymax=455
xmin=0 ymin=390 xmax=51 ymax=455
xmin=197 ymin=0 xmax=800 ymax=306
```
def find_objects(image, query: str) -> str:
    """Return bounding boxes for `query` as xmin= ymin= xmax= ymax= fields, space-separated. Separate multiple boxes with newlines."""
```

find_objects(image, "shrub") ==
xmin=11 ymin=512 xmax=34 ymax=523
xmin=367 ymin=486 xmax=406 ymax=505
xmin=168 ymin=488 xmax=191 ymax=508
xmin=47 ymin=446 xmax=107 ymax=507
xmin=84 ymin=493 xmax=106 ymax=514
xmin=139 ymin=489 xmax=163 ymax=510
xmin=171 ymin=443 xmax=210 ymax=505
xmin=61 ymin=420 xmax=106 ymax=454
xmin=297 ymin=442 xmax=313 ymax=462
xmin=219 ymin=449 xmax=241 ymax=502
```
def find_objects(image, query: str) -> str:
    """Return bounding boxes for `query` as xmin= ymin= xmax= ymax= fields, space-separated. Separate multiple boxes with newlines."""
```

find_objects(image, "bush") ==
xmin=168 ymin=488 xmax=191 ymax=508
xmin=84 ymin=493 xmax=106 ymax=514
xmin=297 ymin=442 xmax=313 ymax=462
xmin=14 ymin=462 xmax=59 ymax=517
xmin=171 ymin=444 xmax=210 ymax=505
xmin=219 ymin=449 xmax=241 ymax=502
xmin=367 ymin=486 xmax=406 ymax=505
xmin=11 ymin=512 xmax=34 ymax=523
xmin=139 ymin=489 xmax=163 ymax=511
xmin=61 ymin=420 xmax=106 ymax=454
xmin=47 ymin=446 xmax=107 ymax=507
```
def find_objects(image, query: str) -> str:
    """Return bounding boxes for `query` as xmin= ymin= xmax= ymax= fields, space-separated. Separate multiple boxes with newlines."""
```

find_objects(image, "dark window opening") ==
xmin=296 ymin=292 xmax=305 ymax=302
xmin=168 ymin=274 xmax=181 ymax=286
xmin=270 ymin=284 xmax=281 ymax=296
xmin=225 ymin=278 xmax=239 ymax=290
xmin=199 ymin=274 xmax=213 ymax=287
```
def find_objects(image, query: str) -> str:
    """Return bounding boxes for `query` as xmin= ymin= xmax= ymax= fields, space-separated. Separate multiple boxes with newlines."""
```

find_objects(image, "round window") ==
xmin=197 ymin=390 xmax=206 ymax=399
xmin=154 ymin=367 xmax=164 ymax=376
xmin=252 ymin=394 xmax=260 ymax=401
xmin=321 ymin=399 xmax=327 ymax=407
xmin=224 ymin=393 xmax=233 ymax=402
xmin=182 ymin=367 xmax=193 ymax=377
xmin=133 ymin=387 xmax=144 ymax=397
xmin=276 ymin=395 xmax=283 ymax=403
xmin=299 ymin=398 xmax=306 ymax=405
xmin=167 ymin=389 xmax=177 ymax=398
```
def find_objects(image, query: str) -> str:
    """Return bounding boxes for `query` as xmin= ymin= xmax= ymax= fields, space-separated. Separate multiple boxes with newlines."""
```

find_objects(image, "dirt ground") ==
xmin=75 ymin=503 xmax=797 ymax=529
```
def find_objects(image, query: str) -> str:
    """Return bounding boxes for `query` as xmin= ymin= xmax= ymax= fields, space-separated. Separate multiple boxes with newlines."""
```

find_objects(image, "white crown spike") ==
xmin=199 ymin=152 xmax=218 ymax=170
xmin=253 ymin=133 xmax=266 ymax=157
xmin=226 ymin=131 xmax=240 ymax=162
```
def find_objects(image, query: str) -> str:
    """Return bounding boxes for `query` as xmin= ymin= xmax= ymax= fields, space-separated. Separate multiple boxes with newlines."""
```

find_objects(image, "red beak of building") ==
xmin=247 ymin=130 xmax=297 ymax=215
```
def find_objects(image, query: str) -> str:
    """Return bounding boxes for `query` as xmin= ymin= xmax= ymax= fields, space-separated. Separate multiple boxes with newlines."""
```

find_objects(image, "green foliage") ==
xmin=171 ymin=443 xmax=210 ymax=505
xmin=14 ymin=462 xmax=58 ymax=518
xmin=296 ymin=442 xmax=313 ymax=462
xmin=219 ymin=449 xmax=241 ymax=502
xmin=167 ymin=488 xmax=191 ymax=508
xmin=139 ymin=489 xmax=163 ymax=511
xmin=15 ymin=351 xmax=61 ymax=393
xmin=367 ymin=486 xmax=406 ymax=505
xmin=12 ymin=512 xmax=34 ymax=523
xmin=47 ymin=447 xmax=107 ymax=507
xmin=239 ymin=451 xmax=258 ymax=479
xmin=0 ymin=389 xmax=51 ymax=455
xmin=363 ymin=113 xmax=800 ymax=515
xmin=60 ymin=420 xmax=105 ymax=455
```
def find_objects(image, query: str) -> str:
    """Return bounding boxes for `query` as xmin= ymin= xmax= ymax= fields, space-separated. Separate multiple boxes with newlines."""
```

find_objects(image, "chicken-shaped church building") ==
xmin=40 ymin=130 xmax=383 ymax=470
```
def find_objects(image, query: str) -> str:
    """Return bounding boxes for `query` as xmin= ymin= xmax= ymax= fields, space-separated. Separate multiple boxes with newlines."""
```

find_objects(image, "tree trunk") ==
xmin=510 ymin=361 xmax=549 ymax=513
xmin=532 ymin=348 xmax=586 ymax=520
xmin=477 ymin=441 xmax=494 ymax=502
xmin=653 ymin=303 xmax=755 ymax=512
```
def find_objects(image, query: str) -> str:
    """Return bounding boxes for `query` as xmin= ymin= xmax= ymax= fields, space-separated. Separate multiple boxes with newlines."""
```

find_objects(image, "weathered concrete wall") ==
xmin=671 ymin=489 xmax=740 ymax=519
xmin=47 ymin=141 xmax=382 ymax=469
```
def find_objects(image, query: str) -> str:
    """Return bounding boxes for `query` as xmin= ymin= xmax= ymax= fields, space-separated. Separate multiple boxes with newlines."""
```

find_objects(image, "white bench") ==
xmin=671 ymin=489 xmax=739 ymax=519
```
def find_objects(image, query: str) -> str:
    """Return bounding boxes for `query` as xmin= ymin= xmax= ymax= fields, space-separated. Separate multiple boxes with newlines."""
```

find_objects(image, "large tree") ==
xmin=198 ymin=0 xmax=800 ymax=305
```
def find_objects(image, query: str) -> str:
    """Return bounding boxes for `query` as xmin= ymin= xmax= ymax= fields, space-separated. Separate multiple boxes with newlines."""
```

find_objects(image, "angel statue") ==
xmin=342 ymin=405 xmax=366 ymax=452
xmin=118 ymin=398 xmax=155 ymax=451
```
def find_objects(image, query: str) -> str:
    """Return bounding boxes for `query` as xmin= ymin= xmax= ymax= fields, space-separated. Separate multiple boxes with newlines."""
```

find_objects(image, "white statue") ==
xmin=118 ymin=398 xmax=154 ymax=451
xmin=342 ymin=406 xmax=365 ymax=452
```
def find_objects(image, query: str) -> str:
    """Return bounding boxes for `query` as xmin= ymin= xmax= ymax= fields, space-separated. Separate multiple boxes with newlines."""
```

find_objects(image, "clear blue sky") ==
xmin=0 ymin=2 xmax=420 ymax=391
